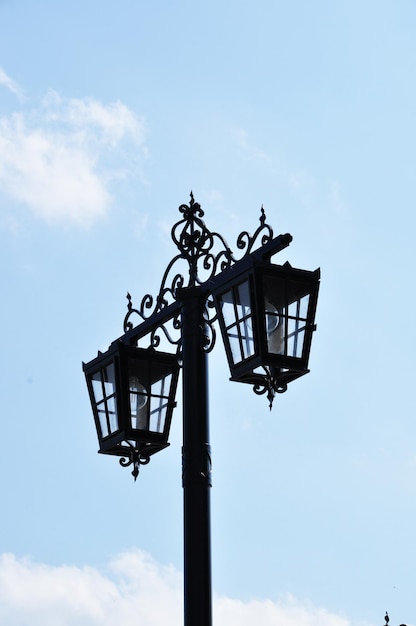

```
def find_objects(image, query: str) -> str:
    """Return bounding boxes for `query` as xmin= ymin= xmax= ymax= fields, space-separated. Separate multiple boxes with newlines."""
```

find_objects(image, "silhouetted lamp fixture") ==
xmin=83 ymin=341 xmax=179 ymax=479
xmin=212 ymin=244 xmax=320 ymax=408
xmin=82 ymin=193 xmax=320 ymax=626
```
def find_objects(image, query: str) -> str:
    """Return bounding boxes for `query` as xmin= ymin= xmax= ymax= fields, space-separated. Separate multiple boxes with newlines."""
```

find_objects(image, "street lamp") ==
xmin=82 ymin=193 xmax=320 ymax=626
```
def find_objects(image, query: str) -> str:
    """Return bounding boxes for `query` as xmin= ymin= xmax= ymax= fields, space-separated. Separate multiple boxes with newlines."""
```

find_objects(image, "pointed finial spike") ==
xmin=132 ymin=462 xmax=139 ymax=481
xmin=260 ymin=205 xmax=266 ymax=225
xmin=267 ymin=387 xmax=275 ymax=410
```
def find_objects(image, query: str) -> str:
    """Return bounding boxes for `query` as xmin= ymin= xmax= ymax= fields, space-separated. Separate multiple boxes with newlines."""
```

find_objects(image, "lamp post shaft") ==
xmin=181 ymin=288 xmax=212 ymax=626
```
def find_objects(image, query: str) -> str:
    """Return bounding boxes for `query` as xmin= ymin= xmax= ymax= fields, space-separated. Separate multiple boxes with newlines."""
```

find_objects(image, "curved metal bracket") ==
xmin=123 ymin=192 xmax=281 ymax=356
xmin=119 ymin=442 xmax=168 ymax=481
xmin=252 ymin=366 xmax=288 ymax=410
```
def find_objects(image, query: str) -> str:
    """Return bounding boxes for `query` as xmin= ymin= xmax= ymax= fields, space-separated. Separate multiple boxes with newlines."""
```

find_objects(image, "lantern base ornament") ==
xmin=251 ymin=366 xmax=291 ymax=410
xmin=118 ymin=442 xmax=170 ymax=481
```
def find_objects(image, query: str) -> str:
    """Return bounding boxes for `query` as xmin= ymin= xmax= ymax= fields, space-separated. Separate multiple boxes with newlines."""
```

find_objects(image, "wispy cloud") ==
xmin=0 ymin=549 xmax=368 ymax=626
xmin=41 ymin=90 xmax=147 ymax=149
xmin=0 ymin=113 xmax=112 ymax=227
xmin=0 ymin=67 xmax=23 ymax=99
xmin=0 ymin=77 xmax=147 ymax=228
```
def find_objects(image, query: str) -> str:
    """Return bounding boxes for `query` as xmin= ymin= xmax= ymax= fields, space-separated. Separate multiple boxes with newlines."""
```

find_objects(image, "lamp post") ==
xmin=83 ymin=193 xmax=320 ymax=626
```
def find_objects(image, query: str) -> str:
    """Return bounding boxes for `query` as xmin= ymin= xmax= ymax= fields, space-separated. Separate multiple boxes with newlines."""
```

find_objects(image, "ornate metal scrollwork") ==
xmin=172 ymin=192 xmax=235 ymax=287
xmin=252 ymin=367 xmax=288 ymax=410
xmin=236 ymin=205 xmax=274 ymax=256
xmin=119 ymin=442 xmax=164 ymax=481
xmin=123 ymin=192 xmax=276 ymax=357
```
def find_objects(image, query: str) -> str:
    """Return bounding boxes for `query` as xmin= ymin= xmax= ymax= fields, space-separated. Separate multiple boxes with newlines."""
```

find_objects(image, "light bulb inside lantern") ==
xmin=129 ymin=376 xmax=148 ymax=421
xmin=265 ymin=299 xmax=280 ymax=335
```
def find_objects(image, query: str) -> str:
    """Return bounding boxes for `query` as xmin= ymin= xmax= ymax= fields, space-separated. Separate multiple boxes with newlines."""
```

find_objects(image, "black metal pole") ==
xmin=180 ymin=287 xmax=212 ymax=626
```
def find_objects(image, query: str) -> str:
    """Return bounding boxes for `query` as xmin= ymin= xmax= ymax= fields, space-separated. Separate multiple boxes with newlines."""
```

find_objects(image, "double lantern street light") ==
xmin=82 ymin=194 xmax=320 ymax=626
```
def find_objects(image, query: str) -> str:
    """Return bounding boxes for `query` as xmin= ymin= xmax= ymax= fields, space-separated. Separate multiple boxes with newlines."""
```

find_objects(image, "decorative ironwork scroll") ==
xmin=236 ymin=205 xmax=273 ymax=257
xmin=252 ymin=367 xmax=288 ymax=410
xmin=119 ymin=442 xmax=166 ymax=481
xmin=171 ymin=193 xmax=234 ymax=287
xmin=123 ymin=192 xmax=276 ymax=353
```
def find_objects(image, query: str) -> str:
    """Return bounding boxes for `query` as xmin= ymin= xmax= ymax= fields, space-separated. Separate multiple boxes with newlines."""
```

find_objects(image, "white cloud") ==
xmin=0 ymin=550 xmax=182 ymax=626
xmin=0 ymin=113 xmax=111 ymax=227
xmin=0 ymin=67 xmax=23 ymax=99
xmin=216 ymin=595 xmax=352 ymax=626
xmin=42 ymin=90 xmax=147 ymax=149
xmin=0 ymin=549 xmax=370 ymax=626
xmin=0 ymin=79 xmax=147 ymax=228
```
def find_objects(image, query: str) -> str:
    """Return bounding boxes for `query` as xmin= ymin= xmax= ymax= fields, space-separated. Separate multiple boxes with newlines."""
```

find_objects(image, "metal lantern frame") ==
xmin=83 ymin=340 xmax=180 ymax=479
xmin=211 ymin=254 xmax=320 ymax=407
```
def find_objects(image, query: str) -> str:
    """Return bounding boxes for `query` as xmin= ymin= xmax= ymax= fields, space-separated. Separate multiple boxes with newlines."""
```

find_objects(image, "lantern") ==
xmin=83 ymin=341 xmax=179 ymax=478
xmin=212 ymin=258 xmax=320 ymax=406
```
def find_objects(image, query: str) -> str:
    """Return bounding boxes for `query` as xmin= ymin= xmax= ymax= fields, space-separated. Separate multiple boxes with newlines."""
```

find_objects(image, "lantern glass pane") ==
xmin=151 ymin=373 xmax=172 ymax=397
xmin=299 ymin=294 xmax=310 ymax=319
xmin=149 ymin=396 xmax=168 ymax=433
xmin=239 ymin=320 xmax=255 ymax=359
xmin=236 ymin=282 xmax=251 ymax=319
xmin=106 ymin=396 xmax=117 ymax=431
xmin=287 ymin=318 xmax=306 ymax=358
xmin=219 ymin=280 xmax=254 ymax=364
xmin=222 ymin=290 xmax=236 ymax=327
xmin=103 ymin=363 xmax=116 ymax=389
xmin=98 ymin=409 xmax=109 ymax=437
xmin=127 ymin=355 xmax=175 ymax=435
xmin=91 ymin=363 xmax=118 ymax=438
xmin=92 ymin=376 xmax=104 ymax=402
xmin=148 ymin=372 xmax=172 ymax=433
xmin=228 ymin=333 xmax=242 ymax=362
xmin=103 ymin=379 xmax=113 ymax=397
xmin=103 ymin=364 xmax=118 ymax=433
xmin=263 ymin=271 xmax=314 ymax=360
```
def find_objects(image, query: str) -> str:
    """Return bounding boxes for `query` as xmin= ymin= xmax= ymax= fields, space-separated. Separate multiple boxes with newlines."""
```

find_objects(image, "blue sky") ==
xmin=1 ymin=1 xmax=415 ymax=625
